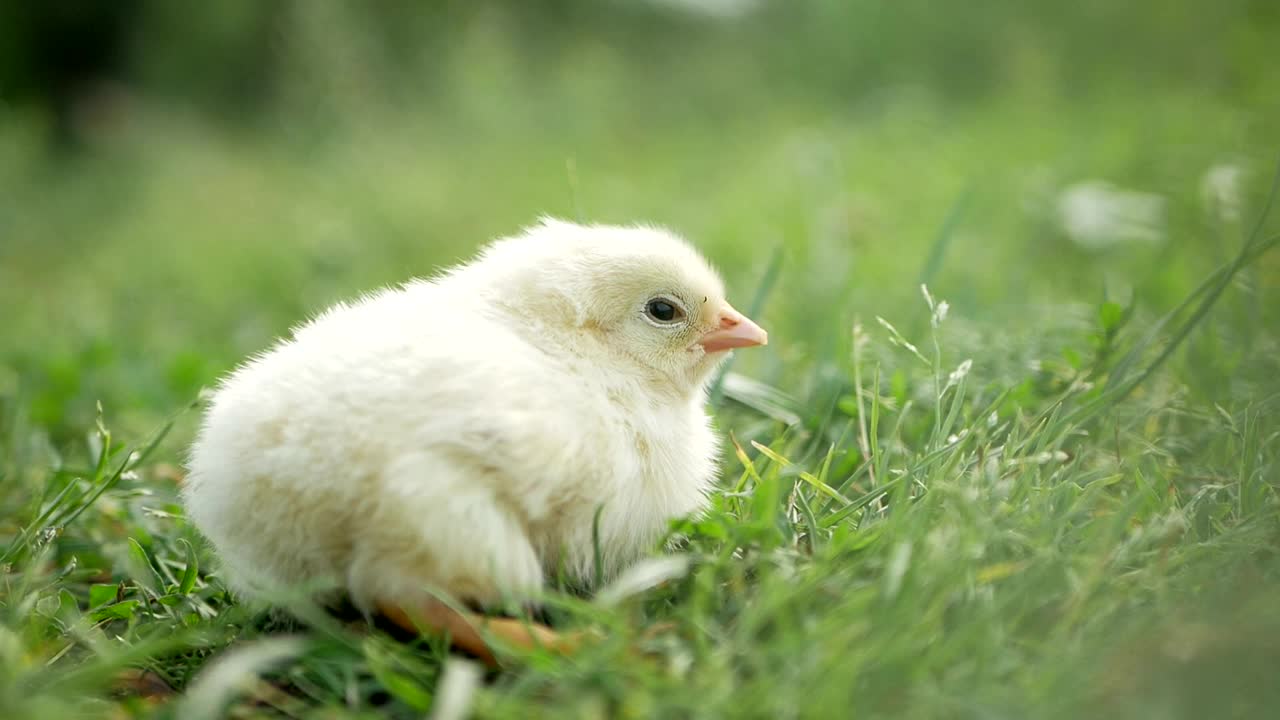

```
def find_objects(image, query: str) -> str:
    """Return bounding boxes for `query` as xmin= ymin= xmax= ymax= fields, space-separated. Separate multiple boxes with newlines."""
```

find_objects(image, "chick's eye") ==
xmin=645 ymin=299 xmax=682 ymax=323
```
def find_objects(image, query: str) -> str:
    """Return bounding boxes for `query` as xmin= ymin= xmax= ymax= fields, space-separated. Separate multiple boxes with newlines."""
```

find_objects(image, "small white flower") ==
xmin=1057 ymin=180 xmax=1166 ymax=250
xmin=948 ymin=359 xmax=973 ymax=386
xmin=934 ymin=300 xmax=950 ymax=327
xmin=851 ymin=322 xmax=869 ymax=353
xmin=1070 ymin=379 xmax=1095 ymax=393
xmin=1201 ymin=163 xmax=1244 ymax=222
xmin=921 ymin=284 xmax=950 ymax=327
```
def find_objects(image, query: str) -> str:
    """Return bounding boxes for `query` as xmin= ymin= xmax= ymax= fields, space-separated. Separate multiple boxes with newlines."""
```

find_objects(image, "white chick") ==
xmin=183 ymin=218 xmax=766 ymax=658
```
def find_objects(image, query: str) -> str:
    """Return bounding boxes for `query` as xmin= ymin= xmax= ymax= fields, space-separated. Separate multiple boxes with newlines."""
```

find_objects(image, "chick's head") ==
xmin=480 ymin=218 xmax=768 ymax=393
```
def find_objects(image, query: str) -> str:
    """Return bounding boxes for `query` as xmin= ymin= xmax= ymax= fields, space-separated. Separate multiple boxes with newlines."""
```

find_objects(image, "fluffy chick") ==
xmin=183 ymin=218 xmax=767 ymax=657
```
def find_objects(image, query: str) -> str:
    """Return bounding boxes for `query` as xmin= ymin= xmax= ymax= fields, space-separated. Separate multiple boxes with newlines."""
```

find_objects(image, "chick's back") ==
xmin=183 ymin=280 xmax=619 ymax=609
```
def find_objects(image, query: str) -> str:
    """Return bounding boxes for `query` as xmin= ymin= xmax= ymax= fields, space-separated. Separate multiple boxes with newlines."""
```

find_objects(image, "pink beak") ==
xmin=697 ymin=304 xmax=768 ymax=353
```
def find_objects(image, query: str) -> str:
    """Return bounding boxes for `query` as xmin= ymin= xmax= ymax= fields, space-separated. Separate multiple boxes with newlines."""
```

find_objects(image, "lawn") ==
xmin=2 ymin=4 xmax=1279 ymax=718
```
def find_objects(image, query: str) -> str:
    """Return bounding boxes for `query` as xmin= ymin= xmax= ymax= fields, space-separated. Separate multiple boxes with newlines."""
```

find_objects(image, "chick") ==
xmin=183 ymin=218 xmax=767 ymax=662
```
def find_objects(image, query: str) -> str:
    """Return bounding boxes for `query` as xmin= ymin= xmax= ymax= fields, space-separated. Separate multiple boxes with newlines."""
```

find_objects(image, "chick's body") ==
xmin=184 ymin=220 xmax=765 ymax=614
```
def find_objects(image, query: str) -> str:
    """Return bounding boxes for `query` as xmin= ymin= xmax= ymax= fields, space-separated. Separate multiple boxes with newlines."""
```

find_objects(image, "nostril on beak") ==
xmin=720 ymin=314 xmax=741 ymax=329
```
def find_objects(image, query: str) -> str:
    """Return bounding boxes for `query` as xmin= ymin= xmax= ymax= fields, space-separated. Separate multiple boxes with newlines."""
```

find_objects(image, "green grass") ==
xmin=3 ymin=27 xmax=1280 ymax=717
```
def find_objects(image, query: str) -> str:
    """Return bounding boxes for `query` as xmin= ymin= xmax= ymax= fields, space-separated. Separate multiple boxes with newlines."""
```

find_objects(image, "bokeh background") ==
xmin=2 ymin=3 xmax=1280 ymax=716
xmin=3 ymin=0 xmax=1277 ymax=446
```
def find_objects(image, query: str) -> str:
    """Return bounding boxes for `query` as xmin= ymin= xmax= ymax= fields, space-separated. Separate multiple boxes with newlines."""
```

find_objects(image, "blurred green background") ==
xmin=2 ymin=3 xmax=1280 ymax=717
xmin=3 ymin=1 xmax=1277 ymax=447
